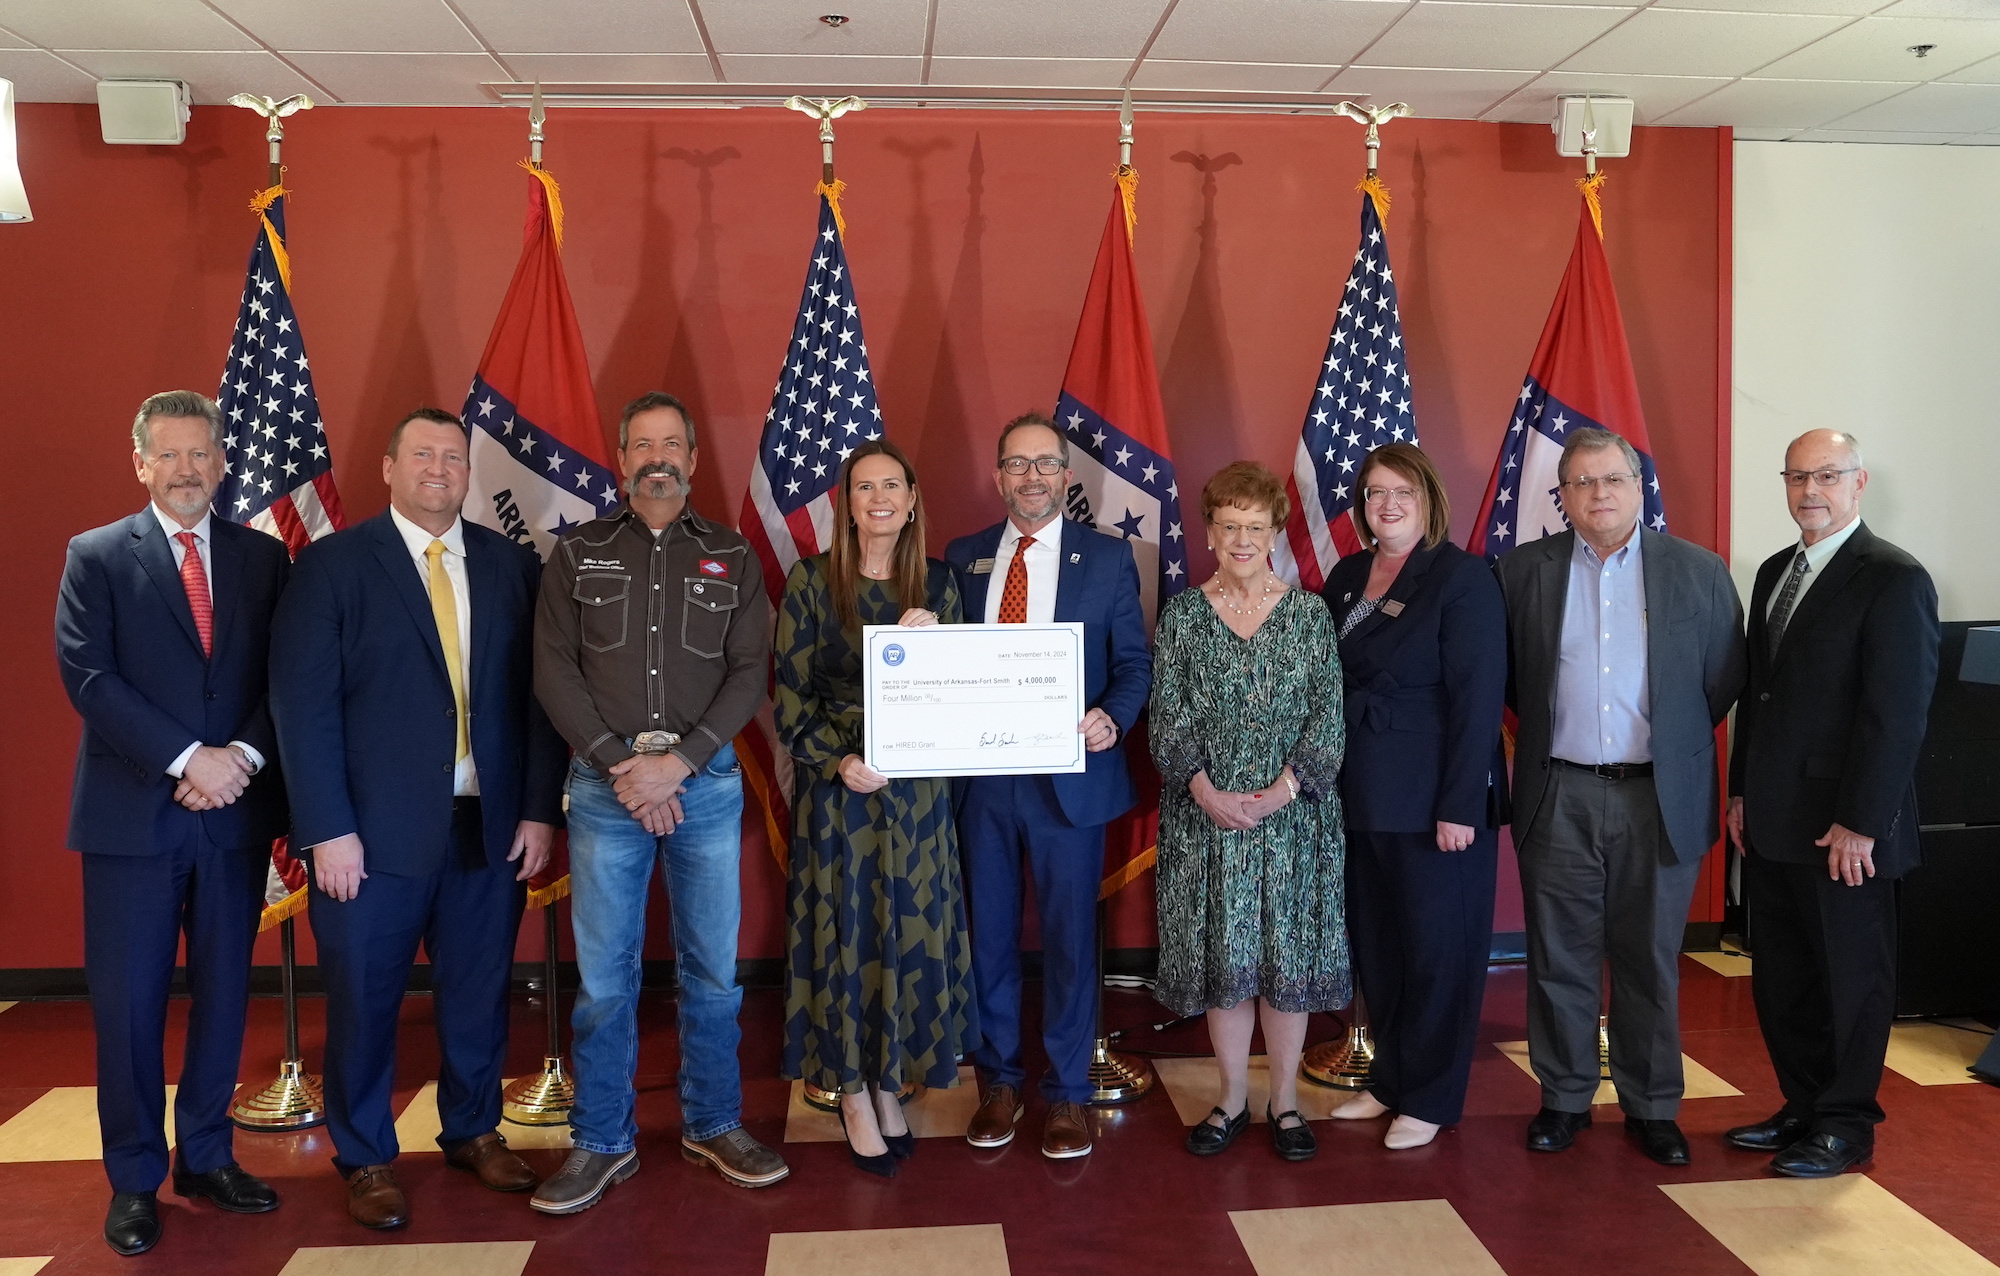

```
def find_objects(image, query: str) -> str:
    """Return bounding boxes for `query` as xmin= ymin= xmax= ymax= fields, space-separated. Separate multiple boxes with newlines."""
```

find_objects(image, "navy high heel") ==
xmin=837 ymin=1105 xmax=898 ymax=1178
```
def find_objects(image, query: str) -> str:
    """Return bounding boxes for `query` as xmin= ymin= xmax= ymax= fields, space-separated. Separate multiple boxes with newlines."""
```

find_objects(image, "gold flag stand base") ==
xmin=1087 ymin=1036 xmax=1154 ymax=1105
xmin=232 ymin=1057 xmax=325 ymax=1130
xmin=503 ymin=1056 xmax=575 ymax=1126
xmin=1301 ymin=1021 xmax=1375 ymax=1089
xmin=802 ymin=1083 xmax=843 ymax=1112
xmin=1600 ymin=1014 xmax=1612 ymax=1080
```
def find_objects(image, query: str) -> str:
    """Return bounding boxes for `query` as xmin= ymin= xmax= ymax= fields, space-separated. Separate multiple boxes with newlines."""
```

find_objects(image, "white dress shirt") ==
xmin=1551 ymin=530 xmax=1652 ymax=765
xmin=1766 ymin=516 xmax=1864 ymax=622
xmin=153 ymin=504 xmax=266 ymax=780
xmin=390 ymin=506 xmax=480 ymax=796
xmin=982 ymin=516 xmax=1063 ymax=625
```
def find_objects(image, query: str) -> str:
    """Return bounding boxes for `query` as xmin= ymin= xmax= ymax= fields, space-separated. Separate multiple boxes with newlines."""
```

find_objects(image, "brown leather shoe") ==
xmin=967 ymin=1083 xmax=1025 ymax=1149
xmin=344 ymin=1164 xmax=408 ymax=1230
xmin=445 ymin=1131 xmax=539 ymax=1192
xmin=1042 ymin=1100 xmax=1093 ymax=1160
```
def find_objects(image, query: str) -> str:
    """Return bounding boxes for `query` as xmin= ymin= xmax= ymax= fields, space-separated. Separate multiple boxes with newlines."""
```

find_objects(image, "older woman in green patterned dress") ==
xmin=1151 ymin=461 xmax=1349 ymax=1163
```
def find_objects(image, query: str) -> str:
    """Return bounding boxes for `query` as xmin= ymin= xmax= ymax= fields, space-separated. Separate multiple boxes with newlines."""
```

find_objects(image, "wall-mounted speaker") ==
xmin=97 ymin=80 xmax=190 ymax=146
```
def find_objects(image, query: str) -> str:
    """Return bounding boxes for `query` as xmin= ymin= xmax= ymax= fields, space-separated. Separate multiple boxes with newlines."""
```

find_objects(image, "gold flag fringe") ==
xmin=1578 ymin=171 xmax=1607 ymax=240
xmin=1115 ymin=165 xmax=1139 ymax=244
xmin=1358 ymin=175 xmax=1392 ymax=226
xmin=1099 ymin=844 xmax=1157 ymax=901
xmin=520 ymin=160 xmax=566 ymax=249
xmin=249 ymin=184 xmax=292 ymax=292
xmin=526 ymin=873 xmax=572 ymax=910
xmin=816 ymin=178 xmax=848 ymax=238
xmin=257 ymin=885 xmax=307 ymax=933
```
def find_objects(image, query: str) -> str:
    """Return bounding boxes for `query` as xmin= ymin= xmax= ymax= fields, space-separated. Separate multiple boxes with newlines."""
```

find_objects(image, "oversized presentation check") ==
xmin=862 ymin=622 xmax=1087 ymax=779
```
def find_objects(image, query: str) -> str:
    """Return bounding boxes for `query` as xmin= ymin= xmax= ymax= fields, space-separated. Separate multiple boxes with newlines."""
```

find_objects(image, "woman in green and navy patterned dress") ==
xmin=775 ymin=439 xmax=977 ymax=1179
xmin=1151 ymin=461 xmax=1350 ymax=1163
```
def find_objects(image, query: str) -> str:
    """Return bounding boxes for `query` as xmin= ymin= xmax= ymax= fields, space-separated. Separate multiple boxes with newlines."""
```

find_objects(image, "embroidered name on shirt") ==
xmin=580 ymin=557 xmax=624 ymax=570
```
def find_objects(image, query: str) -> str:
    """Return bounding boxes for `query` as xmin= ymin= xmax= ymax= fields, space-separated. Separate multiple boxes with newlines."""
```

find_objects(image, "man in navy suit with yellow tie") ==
xmin=272 ymin=409 xmax=564 ymax=1229
xmin=56 ymin=391 xmax=290 ymax=1256
xmin=946 ymin=412 xmax=1152 ymax=1160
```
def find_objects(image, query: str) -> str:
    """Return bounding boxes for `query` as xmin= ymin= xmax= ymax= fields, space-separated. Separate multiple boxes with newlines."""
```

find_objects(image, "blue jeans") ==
xmin=565 ymin=746 xmax=745 ymax=1151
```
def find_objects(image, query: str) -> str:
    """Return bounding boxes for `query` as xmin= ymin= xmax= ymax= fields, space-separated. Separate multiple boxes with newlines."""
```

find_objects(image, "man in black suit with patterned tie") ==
xmin=1726 ymin=428 xmax=1940 ymax=1178
xmin=56 ymin=391 xmax=291 ymax=1256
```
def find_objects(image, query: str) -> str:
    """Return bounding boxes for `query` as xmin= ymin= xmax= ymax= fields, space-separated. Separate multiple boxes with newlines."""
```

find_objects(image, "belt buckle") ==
xmin=631 ymin=731 xmax=682 ymax=755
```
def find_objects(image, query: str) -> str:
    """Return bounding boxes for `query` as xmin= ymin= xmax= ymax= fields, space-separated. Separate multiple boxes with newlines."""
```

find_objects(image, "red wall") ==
xmin=1 ymin=104 xmax=1725 ymax=971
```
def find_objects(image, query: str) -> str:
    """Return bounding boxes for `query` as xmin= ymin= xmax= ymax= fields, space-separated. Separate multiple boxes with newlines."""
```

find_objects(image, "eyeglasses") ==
xmin=1213 ymin=522 xmax=1273 ymax=538
xmin=1000 ymin=456 xmax=1066 ymax=476
xmin=1561 ymin=473 xmax=1637 ymax=493
xmin=1780 ymin=467 xmax=1859 ymax=488
xmin=1361 ymin=486 xmax=1419 ymax=507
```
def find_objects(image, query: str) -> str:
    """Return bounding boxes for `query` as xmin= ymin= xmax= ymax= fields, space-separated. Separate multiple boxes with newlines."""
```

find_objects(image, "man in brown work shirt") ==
xmin=529 ymin=392 xmax=786 ymax=1215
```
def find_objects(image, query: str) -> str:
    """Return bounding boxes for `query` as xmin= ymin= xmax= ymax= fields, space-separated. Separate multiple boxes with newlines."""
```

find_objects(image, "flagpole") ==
xmin=224 ymin=91 xmax=325 ymax=1133
xmin=1299 ymin=99 xmax=1412 ymax=1094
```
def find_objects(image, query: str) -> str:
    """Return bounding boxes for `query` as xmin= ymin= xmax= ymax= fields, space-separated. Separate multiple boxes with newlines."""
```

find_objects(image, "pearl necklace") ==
xmin=1213 ymin=574 xmax=1281 ymax=617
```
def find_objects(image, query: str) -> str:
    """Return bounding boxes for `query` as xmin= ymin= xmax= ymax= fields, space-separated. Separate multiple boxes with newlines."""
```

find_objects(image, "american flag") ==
xmin=737 ymin=192 xmax=884 ymax=859
xmin=214 ymin=192 xmax=345 ymax=554
xmin=1274 ymin=191 xmax=1415 ymax=592
xmin=741 ymin=194 xmax=884 ymax=598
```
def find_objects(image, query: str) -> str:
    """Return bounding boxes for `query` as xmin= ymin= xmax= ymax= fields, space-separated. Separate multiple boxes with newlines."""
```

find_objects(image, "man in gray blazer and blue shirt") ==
xmin=1494 ymin=427 xmax=1745 ymax=1166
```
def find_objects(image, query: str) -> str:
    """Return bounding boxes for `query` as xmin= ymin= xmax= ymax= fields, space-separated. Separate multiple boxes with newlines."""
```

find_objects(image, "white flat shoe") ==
xmin=1330 ymin=1092 xmax=1392 ymax=1121
xmin=1384 ymin=1116 xmax=1440 ymax=1149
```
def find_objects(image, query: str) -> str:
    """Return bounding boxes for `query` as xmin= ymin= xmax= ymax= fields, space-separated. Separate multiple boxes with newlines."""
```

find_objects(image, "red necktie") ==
xmin=997 ymin=534 xmax=1035 ymax=624
xmin=176 ymin=530 xmax=214 ymax=658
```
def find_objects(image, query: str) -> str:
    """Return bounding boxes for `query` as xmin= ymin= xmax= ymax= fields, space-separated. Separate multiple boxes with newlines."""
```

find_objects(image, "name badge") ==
xmin=970 ymin=558 xmax=995 ymax=575
xmin=1381 ymin=599 xmax=1405 ymax=618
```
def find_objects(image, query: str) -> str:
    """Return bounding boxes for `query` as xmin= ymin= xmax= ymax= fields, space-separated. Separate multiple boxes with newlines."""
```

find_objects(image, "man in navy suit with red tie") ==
xmin=56 ymin=391 xmax=291 ymax=1256
xmin=946 ymin=412 xmax=1152 ymax=1160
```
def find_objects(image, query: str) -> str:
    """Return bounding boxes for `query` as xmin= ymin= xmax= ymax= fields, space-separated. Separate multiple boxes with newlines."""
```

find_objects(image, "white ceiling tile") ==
xmin=500 ymin=54 xmax=717 ymax=84
xmin=1757 ymin=16 xmax=2000 ymax=80
xmin=924 ymin=57 xmax=1132 ymax=88
xmin=1652 ymin=0 xmax=1881 ymax=13
xmin=1822 ymin=77 xmax=2000 ymax=128
xmin=282 ymin=51 xmax=508 ymax=104
xmin=1733 ymin=126 xmax=1802 ymax=137
xmin=1792 ymin=127 xmax=1967 ymax=140
xmin=209 ymin=0 xmax=481 ymax=54
xmin=0 ymin=26 xmax=33 ymax=50
xmin=1482 ymin=70 xmax=1730 ymax=123
xmin=1322 ymin=64 xmax=1536 ymax=117
xmin=449 ymin=0 xmax=705 ymax=55
xmin=1562 ymin=10 xmax=1849 ymax=77
xmin=1658 ymin=76 xmax=1913 ymax=126
xmin=1942 ymin=52 xmax=2000 ymax=81
xmin=717 ymin=53 xmax=923 ymax=85
xmin=0 ymin=0 xmax=258 ymax=51
xmin=1359 ymin=3 xmax=1634 ymax=73
xmin=1130 ymin=60 xmax=1340 ymax=92
xmin=0 ymin=48 xmax=97 ymax=101
xmin=58 ymin=49 xmax=320 ymax=104
xmin=1145 ymin=0 xmax=1409 ymax=66
xmin=1875 ymin=0 xmax=2000 ymax=16
xmin=1946 ymin=129 xmax=2000 ymax=141
xmin=931 ymin=0 xmax=1169 ymax=59
xmin=700 ymin=0 xmax=929 ymax=56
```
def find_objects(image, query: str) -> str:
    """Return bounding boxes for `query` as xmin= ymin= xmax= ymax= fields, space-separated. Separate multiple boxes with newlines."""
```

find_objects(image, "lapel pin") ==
xmin=1381 ymin=599 xmax=1405 ymax=617
xmin=1070 ymin=552 xmax=1081 ymax=564
xmin=1342 ymin=592 xmax=1353 ymax=602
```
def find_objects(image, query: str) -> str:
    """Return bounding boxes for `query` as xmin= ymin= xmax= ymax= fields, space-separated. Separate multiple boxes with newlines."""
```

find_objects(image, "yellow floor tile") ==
xmin=1662 ymin=1175 xmax=1999 ymax=1275
xmin=1884 ymin=1022 xmax=1993 ymax=1087
xmin=0 ymin=1087 xmax=178 ymax=1163
xmin=0 ymin=1259 xmax=53 ymax=1276
xmin=1688 ymin=949 xmax=1753 ymax=978
xmin=0 ymin=1002 xmax=17 ymax=1016
xmin=1492 ymin=1042 xmax=1742 ymax=1104
xmin=782 ymin=1067 xmax=984 ymax=1144
xmin=1230 ymin=1200 xmax=1507 ymax=1275
xmin=1152 ymin=1055 xmax=1355 ymax=1126
xmin=766 ymin=1223 xmax=1008 ymax=1276
xmin=390 ymin=1083 xmax=573 ymax=1153
xmin=278 ymin=1241 xmax=535 ymax=1276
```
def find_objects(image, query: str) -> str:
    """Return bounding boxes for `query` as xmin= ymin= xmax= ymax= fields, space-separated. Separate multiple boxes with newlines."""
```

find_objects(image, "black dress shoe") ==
xmin=1186 ymin=1105 xmax=1251 ymax=1156
xmin=1625 ymin=1118 xmax=1691 ymax=1166
xmin=173 ymin=1162 xmax=280 ymax=1213
xmin=105 ymin=1191 xmax=161 ymax=1256
xmin=837 ymin=1107 xmax=897 ymax=1179
xmin=1525 ymin=1107 xmax=1591 ymax=1152
xmin=1268 ymin=1107 xmax=1318 ymax=1162
xmin=1771 ymin=1132 xmax=1872 ymax=1178
xmin=1725 ymin=1111 xmax=1811 ymax=1152
xmin=884 ymin=1130 xmax=915 ymax=1160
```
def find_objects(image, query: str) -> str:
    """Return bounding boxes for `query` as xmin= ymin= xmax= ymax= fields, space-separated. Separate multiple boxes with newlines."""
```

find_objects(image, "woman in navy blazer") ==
xmin=1319 ymin=443 xmax=1508 ymax=1150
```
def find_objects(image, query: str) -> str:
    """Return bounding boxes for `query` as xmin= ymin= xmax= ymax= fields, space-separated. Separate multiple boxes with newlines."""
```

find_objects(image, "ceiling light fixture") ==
xmin=820 ymin=14 xmax=849 ymax=27
xmin=0 ymin=79 xmax=31 ymax=223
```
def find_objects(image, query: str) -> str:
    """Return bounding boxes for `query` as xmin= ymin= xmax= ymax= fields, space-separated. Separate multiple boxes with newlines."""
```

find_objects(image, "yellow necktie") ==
xmin=425 ymin=540 xmax=470 ymax=762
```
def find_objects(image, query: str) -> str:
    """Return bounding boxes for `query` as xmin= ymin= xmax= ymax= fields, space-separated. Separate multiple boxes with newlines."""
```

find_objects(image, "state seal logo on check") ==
xmin=862 ymin=622 xmax=1088 ymax=778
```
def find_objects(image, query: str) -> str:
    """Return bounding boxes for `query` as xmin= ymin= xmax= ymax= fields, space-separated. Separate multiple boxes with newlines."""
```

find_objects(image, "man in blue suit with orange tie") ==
xmin=271 ymin=409 xmax=565 ymax=1229
xmin=947 ymin=412 xmax=1152 ymax=1160
xmin=56 ymin=391 xmax=291 ymax=1256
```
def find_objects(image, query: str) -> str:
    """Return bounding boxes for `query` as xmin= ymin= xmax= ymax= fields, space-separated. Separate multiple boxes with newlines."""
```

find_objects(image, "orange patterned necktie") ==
xmin=997 ymin=534 xmax=1035 ymax=624
xmin=175 ymin=531 xmax=213 ymax=657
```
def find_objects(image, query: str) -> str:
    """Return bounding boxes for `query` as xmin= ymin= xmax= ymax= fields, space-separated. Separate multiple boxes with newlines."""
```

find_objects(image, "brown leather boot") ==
xmin=445 ymin=1131 xmax=539 ymax=1192
xmin=344 ymin=1164 xmax=408 ymax=1230
xmin=966 ymin=1083 xmax=1024 ymax=1148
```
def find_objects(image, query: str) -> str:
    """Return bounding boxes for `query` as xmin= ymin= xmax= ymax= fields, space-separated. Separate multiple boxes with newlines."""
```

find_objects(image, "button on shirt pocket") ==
xmin=682 ymin=577 xmax=738 ymax=659
xmin=575 ymin=572 xmax=631 ymax=653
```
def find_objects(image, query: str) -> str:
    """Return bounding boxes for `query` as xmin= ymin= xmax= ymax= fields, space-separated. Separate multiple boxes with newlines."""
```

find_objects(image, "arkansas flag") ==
xmin=1052 ymin=173 xmax=1185 ymax=899
xmin=465 ymin=163 xmax=621 ymax=560
xmin=1469 ymin=182 xmax=1665 ymax=559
